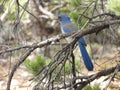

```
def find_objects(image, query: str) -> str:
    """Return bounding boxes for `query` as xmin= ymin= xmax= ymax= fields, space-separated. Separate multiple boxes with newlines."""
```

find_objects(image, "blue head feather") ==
xmin=58 ymin=14 xmax=71 ymax=25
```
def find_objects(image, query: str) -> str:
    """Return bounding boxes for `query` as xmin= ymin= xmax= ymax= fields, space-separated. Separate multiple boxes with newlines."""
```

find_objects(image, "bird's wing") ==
xmin=63 ymin=23 xmax=87 ymax=46
xmin=62 ymin=23 xmax=78 ymax=33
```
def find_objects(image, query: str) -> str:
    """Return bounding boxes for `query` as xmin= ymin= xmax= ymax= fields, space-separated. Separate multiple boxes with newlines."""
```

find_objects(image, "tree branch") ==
xmin=58 ymin=64 xmax=119 ymax=90
xmin=76 ymin=62 xmax=120 ymax=90
xmin=6 ymin=18 xmax=120 ymax=90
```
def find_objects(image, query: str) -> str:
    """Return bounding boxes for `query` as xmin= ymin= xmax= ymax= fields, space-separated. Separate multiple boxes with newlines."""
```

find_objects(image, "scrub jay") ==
xmin=58 ymin=14 xmax=93 ymax=71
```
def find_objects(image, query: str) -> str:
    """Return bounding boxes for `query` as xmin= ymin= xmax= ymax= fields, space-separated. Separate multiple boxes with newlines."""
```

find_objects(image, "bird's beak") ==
xmin=58 ymin=16 xmax=61 ymax=21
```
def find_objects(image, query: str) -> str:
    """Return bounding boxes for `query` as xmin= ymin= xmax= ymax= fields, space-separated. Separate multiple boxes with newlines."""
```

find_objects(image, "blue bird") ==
xmin=58 ymin=14 xmax=93 ymax=71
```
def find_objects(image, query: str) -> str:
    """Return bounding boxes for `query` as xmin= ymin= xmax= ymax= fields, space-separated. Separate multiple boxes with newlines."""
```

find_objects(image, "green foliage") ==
xmin=70 ymin=12 xmax=87 ymax=28
xmin=24 ymin=55 xmax=45 ymax=76
xmin=64 ymin=60 xmax=81 ymax=74
xmin=117 ymin=28 xmax=120 ymax=36
xmin=70 ymin=0 xmax=81 ymax=6
xmin=24 ymin=54 xmax=81 ymax=83
xmin=4 ymin=1 xmax=16 ymax=20
xmin=83 ymin=84 xmax=100 ymax=90
xmin=106 ymin=0 xmax=120 ymax=16
xmin=64 ymin=61 xmax=71 ymax=74
xmin=75 ymin=59 xmax=81 ymax=70
xmin=3 ymin=0 xmax=28 ymax=20
xmin=50 ymin=59 xmax=81 ymax=82
xmin=70 ymin=12 xmax=79 ymax=23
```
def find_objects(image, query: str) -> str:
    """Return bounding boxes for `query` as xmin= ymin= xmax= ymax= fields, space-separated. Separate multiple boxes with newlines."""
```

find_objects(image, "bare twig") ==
xmin=6 ymin=33 xmax=73 ymax=90
xmin=6 ymin=48 xmax=36 ymax=90
xmin=1 ymin=19 xmax=120 ymax=55
xmin=6 ymin=18 xmax=120 ymax=90
xmin=104 ymin=61 xmax=120 ymax=89
xmin=53 ymin=64 xmax=119 ymax=89
xmin=32 ymin=19 xmax=120 ymax=89
xmin=76 ymin=62 xmax=120 ymax=90
xmin=71 ymin=53 xmax=76 ymax=89
xmin=0 ymin=32 xmax=73 ymax=54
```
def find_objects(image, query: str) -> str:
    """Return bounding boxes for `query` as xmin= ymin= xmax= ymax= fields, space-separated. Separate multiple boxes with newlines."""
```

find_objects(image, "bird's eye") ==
xmin=58 ymin=16 xmax=62 ymax=21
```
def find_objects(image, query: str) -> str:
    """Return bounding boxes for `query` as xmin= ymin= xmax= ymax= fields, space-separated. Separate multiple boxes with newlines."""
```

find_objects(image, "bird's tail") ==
xmin=78 ymin=38 xmax=93 ymax=71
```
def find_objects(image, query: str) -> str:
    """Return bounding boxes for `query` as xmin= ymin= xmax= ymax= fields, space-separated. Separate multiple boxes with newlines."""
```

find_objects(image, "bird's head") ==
xmin=58 ymin=14 xmax=71 ymax=24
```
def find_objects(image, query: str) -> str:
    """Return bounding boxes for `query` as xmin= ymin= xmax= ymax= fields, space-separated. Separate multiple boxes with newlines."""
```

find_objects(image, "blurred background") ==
xmin=0 ymin=0 xmax=120 ymax=90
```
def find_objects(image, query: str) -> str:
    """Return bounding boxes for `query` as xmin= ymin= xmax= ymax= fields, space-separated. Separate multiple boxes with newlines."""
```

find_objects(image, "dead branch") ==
xmin=6 ymin=48 xmax=35 ymax=90
xmin=6 ymin=18 xmax=120 ymax=90
xmin=32 ymin=19 xmax=120 ymax=89
xmin=76 ymin=62 xmax=120 ymax=90
xmin=57 ymin=63 xmax=119 ymax=90
xmin=0 ymin=32 xmax=73 ymax=55
xmin=1 ymin=18 xmax=120 ymax=55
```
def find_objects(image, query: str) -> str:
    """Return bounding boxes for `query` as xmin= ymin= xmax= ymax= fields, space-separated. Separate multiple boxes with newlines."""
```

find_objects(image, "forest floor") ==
xmin=0 ymin=46 xmax=120 ymax=90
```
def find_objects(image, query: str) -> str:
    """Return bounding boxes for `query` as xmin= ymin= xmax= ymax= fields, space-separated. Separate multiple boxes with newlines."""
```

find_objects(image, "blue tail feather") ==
xmin=78 ymin=38 xmax=93 ymax=71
